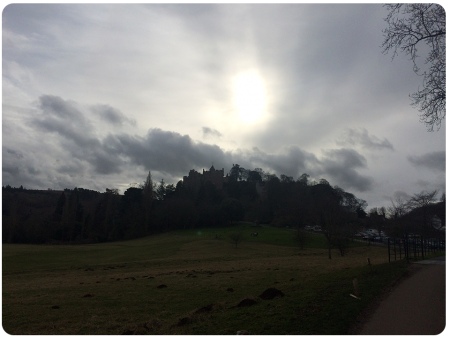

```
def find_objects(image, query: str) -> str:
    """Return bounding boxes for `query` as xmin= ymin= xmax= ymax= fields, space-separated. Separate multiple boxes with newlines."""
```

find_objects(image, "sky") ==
xmin=2 ymin=3 xmax=446 ymax=209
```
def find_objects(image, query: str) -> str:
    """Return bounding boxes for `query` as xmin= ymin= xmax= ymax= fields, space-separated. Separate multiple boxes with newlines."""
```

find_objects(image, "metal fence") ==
xmin=388 ymin=236 xmax=446 ymax=263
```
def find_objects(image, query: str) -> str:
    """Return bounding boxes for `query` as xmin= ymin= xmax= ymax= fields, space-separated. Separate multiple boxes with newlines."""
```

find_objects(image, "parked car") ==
xmin=313 ymin=225 xmax=322 ymax=232
xmin=304 ymin=225 xmax=314 ymax=231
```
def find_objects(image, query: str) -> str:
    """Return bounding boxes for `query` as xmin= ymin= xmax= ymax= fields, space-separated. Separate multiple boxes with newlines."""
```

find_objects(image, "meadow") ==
xmin=2 ymin=223 xmax=408 ymax=334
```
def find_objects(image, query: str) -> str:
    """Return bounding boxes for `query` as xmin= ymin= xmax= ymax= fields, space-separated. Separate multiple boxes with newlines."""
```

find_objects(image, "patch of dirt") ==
xmin=122 ymin=320 xmax=158 ymax=335
xmin=194 ymin=304 xmax=213 ymax=314
xmin=83 ymin=294 xmax=94 ymax=297
xmin=259 ymin=288 xmax=285 ymax=300
xmin=51 ymin=305 xmax=60 ymax=309
xmin=226 ymin=288 xmax=234 ymax=292
xmin=237 ymin=298 xmax=257 ymax=307
xmin=177 ymin=317 xmax=191 ymax=326
xmin=157 ymin=284 xmax=167 ymax=289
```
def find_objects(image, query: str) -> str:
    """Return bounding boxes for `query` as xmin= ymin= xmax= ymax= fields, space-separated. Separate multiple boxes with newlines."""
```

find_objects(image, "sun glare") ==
xmin=233 ymin=71 xmax=266 ymax=124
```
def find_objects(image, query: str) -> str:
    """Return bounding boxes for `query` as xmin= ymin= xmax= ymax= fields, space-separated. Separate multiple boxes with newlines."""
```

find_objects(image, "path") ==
xmin=355 ymin=256 xmax=445 ymax=335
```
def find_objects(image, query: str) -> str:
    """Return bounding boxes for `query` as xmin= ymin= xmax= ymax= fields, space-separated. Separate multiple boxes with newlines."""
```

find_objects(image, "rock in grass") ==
xmin=83 ymin=294 xmax=94 ymax=297
xmin=51 ymin=305 xmax=60 ymax=309
xmin=226 ymin=288 xmax=234 ymax=292
xmin=177 ymin=317 xmax=191 ymax=326
xmin=194 ymin=304 xmax=213 ymax=314
xmin=157 ymin=284 xmax=167 ymax=289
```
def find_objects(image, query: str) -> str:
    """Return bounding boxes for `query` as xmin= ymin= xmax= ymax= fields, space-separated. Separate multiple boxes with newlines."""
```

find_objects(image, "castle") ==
xmin=183 ymin=165 xmax=229 ymax=190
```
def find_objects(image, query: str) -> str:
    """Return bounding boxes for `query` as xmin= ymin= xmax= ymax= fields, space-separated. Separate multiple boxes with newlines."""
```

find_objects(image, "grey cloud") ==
xmin=103 ymin=128 xmax=230 ymax=176
xmin=39 ymin=95 xmax=86 ymax=122
xmin=33 ymin=95 xmax=99 ymax=149
xmin=243 ymin=145 xmax=320 ymax=179
xmin=320 ymin=148 xmax=373 ymax=192
xmin=5 ymin=149 xmax=24 ymax=159
xmin=30 ymin=95 xmax=123 ymax=175
xmin=3 ymin=165 xmax=20 ymax=177
xmin=416 ymin=179 xmax=431 ymax=188
xmin=336 ymin=128 xmax=394 ymax=151
xmin=407 ymin=151 xmax=445 ymax=172
xmin=27 ymin=167 xmax=40 ymax=175
xmin=202 ymin=126 xmax=222 ymax=138
xmin=91 ymin=104 xmax=136 ymax=127
xmin=392 ymin=190 xmax=411 ymax=201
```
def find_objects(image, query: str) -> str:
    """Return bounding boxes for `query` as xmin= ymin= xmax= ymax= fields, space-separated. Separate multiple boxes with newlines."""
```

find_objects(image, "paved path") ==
xmin=356 ymin=256 xmax=446 ymax=335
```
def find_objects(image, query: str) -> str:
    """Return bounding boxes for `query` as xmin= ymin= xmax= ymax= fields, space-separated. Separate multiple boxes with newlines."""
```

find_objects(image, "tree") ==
xmin=247 ymin=170 xmax=262 ymax=183
xmin=294 ymin=228 xmax=310 ymax=250
xmin=229 ymin=231 xmax=244 ymax=248
xmin=143 ymin=171 xmax=153 ymax=230
xmin=229 ymin=164 xmax=245 ymax=182
xmin=297 ymin=173 xmax=310 ymax=186
xmin=382 ymin=4 xmax=446 ymax=131
xmin=155 ymin=179 xmax=166 ymax=200
xmin=220 ymin=198 xmax=245 ymax=224
xmin=408 ymin=190 xmax=438 ymax=237
xmin=106 ymin=188 xmax=119 ymax=195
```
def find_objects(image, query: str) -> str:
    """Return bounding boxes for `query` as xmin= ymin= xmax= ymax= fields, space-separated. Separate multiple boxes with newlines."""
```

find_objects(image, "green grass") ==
xmin=3 ymin=223 xmax=409 ymax=334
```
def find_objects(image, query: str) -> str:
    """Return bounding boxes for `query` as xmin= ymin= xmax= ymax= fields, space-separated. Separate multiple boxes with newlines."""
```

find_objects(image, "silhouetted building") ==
xmin=183 ymin=165 xmax=228 ymax=190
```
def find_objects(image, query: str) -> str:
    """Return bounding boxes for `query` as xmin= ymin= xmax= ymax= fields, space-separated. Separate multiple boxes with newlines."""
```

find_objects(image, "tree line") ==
xmin=2 ymin=165 xmax=445 ymax=254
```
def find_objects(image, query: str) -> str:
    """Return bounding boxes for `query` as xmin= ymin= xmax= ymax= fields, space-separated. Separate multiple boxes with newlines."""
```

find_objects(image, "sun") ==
xmin=233 ymin=71 xmax=267 ymax=124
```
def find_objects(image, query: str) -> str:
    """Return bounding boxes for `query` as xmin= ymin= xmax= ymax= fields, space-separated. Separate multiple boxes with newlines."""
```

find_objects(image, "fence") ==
xmin=388 ymin=236 xmax=445 ymax=263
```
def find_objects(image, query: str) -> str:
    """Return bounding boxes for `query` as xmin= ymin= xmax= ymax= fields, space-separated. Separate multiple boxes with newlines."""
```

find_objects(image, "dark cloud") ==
xmin=242 ymin=145 xmax=320 ymax=179
xmin=33 ymin=95 xmax=99 ymax=148
xmin=202 ymin=126 xmax=222 ymax=138
xmin=407 ymin=151 xmax=445 ymax=172
xmin=3 ymin=164 xmax=20 ymax=177
xmin=12 ymin=94 xmax=377 ymax=195
xmin=91 ymin=104 xmax=136 ymax=127
xmin=103 ymin=128 xmax=231 ymax=176
xmin=336 ymin=128 xmax=394 ymax=151
xmin=392 ymin=190 xmax=411 ymax=201
xmin=320 ymin=148 xmax=373 ymax=192
xmin=27 ymin=167 xmax=40 ymax=175
xmin=5 ymin=149 xmax=24 ymax=159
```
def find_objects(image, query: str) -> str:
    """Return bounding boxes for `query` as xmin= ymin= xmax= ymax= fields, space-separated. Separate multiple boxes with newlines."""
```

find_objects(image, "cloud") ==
xmin=320 ymin=148 xmax=374 ymax=192
xmin=15 ymin=94 xmax=375 ymax=194
xmin=392 ymin=190 xmax=411 ymax=201
xmin=202 ymin=126 xmax=222 ymax=139
xmin=90 ymin=104 xmax=136 ymax=127
xmin=102 ymin=128 xmax=231 ymax=176
xmin=32 ymin=95 xmax=99 ymax=149
xmin=336 ymin=128 xmax=394 ymax=151
xmin=5 ymin=149 xmax=24 ymax=159
xmin=407 ymin=151 xmax=445 ymax=172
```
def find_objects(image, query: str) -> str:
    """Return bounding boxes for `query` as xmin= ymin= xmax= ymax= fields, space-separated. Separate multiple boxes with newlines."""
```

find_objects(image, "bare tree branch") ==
xmin=382 ymin=3 xmax=445 ymax=131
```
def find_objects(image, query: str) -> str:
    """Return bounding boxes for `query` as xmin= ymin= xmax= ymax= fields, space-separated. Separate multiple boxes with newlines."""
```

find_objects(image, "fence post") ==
xmin=404 ymin=234 xmax=409 ymax=263
xmin=394 ymin=239 xmax=397 ymax=261
xmin=388 ymin=238 xmax=391 ymax=263
xmin=421 ymin=236 xmax=424 ymax=259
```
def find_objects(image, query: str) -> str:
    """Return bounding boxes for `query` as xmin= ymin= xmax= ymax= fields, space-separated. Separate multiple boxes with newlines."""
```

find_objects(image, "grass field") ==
xmin=2 ymin=223 xmax=408 ymax=334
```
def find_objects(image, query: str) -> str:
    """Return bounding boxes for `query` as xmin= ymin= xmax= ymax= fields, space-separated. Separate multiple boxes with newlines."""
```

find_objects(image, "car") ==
xmin=304 ymin=225 xmax=314 ymax=231
xmin=313 ymin=225 xmax=322 ymax=232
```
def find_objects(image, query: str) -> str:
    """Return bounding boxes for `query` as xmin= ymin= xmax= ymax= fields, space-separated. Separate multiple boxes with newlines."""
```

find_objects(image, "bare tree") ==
xmin=386 ymin=197 xmax=410 ymax=237
xmin=229 ymin=231 xmax=244 ymax=248
xmin=382 ymin=4 xmax=446 ymax=131
xmin=408 ymin=190 xmax=438 ymax=237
